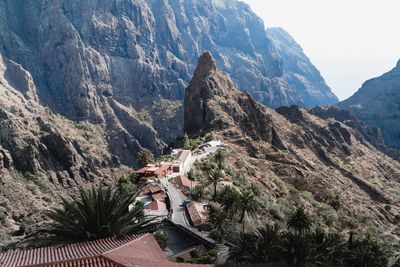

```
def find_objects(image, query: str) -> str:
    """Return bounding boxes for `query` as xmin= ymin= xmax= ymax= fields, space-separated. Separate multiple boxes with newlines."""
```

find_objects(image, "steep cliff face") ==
xmin=339 ymin=60 xmax=400 ymax=150
xmin=267 ymin=28 xmax=338 ymax=107
xmin=185 ymin=52 xmax=400 ymax=237
xmin=0 ymin=55 xmax=130 ymax=248
xmin=310 ymin=105 xmax=400 ymax=160
xmin=0 ymin=0 xmax=336 ymax=122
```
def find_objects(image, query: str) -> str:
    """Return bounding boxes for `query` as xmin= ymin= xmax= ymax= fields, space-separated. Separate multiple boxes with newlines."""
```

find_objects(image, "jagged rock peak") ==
xmin=184 ymin=52 xmax=276 ymax=141
xmin=194 ymin=52 xmax=217 ymax=77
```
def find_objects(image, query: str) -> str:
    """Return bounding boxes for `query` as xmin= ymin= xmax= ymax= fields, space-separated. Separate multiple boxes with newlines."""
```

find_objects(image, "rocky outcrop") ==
xmin=185 ymin=52 xmax=400 ymax=237
xmin=310 ymin=105 xmax=400 ymax=160
xmin=0 ymin=55 xmax=129 ymax=249
xmin=339 ymin=60 xmax=400 ymax=151
xmin=184 ymin=52 xmax=275 ymax=142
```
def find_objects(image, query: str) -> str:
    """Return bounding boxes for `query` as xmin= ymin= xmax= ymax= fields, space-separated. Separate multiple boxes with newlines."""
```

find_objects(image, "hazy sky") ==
xmin=241 ymin=0 xmax=400 ymax=100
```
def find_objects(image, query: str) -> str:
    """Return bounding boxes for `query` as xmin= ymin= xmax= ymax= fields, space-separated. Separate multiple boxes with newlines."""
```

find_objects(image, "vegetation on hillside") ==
xmin=187 ymin=145 xmax=400 ymax=267
xmin=28 ymin=186 xmax=156 ymax=246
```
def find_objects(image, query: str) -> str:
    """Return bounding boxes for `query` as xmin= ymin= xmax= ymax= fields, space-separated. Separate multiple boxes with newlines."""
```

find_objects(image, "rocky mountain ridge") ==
xmin=339 ymin=60 xmax=400 ymax=151
xmin=310 ymin=105 xmax=400 ymax=160
xmin=0 ymin=55 xmax=130 ymax=249
xmin=0 ymin=0 xmax=337 ymax=141
xmin=185 ymin=52 xmax=400 ymax=238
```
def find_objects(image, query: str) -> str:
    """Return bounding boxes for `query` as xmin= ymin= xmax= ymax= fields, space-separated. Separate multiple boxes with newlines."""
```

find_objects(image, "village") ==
xmin=130 ymin=140 xmax=229 ymax=263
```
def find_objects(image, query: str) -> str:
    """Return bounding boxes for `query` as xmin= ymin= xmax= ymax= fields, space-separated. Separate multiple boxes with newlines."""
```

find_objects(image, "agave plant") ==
xmin=29 ymin=186 xmax=156 ymax=246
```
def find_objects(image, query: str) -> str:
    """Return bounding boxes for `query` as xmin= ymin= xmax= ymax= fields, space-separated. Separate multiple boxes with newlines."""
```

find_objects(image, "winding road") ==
xmin=160 ymin=143 xmax=230 ymax=264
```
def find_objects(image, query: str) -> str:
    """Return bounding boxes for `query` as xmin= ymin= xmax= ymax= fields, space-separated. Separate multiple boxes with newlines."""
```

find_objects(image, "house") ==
xmin=136 ymin=162 xmax=173 ymax=179
xmin=146 ymin=184 xmax=163 ymax=195
xmin=186 ymin=202 xmax=210 ymax=231
xmin=175 ymin=175 xmax=198 ymax=190
xmin=171 ymin=149 xmax=192 ymax=173
xmin=151 ymin=191 xmax=168 ymax=201
xmin=133 ymin=184 xmax=169 ymax=220
xmin=144 ymin=200 xmax=168 ymax=219
xmin=0 ymin=234 xmax=212 ymax=267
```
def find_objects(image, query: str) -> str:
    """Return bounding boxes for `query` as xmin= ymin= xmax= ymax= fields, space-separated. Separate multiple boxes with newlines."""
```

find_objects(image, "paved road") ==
xmin=160 ymin=143 xmax=230 ymax=264
xmin=160 ymin=174 xmax=189 ymax=226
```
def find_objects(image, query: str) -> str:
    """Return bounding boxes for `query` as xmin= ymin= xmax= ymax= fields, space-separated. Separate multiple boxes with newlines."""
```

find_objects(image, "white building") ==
xmin=171 ymin=149 xmax=192 ymax=174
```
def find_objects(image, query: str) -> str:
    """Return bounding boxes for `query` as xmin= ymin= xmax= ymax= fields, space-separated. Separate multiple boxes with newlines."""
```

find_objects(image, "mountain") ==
xmin=185 ymin=52 xmax=400 ymax=237
xmin=267 ymin=28 xmax=338 ymax=107
xmin=0 ymin=55 xmax=131 ymax=248
xmin=339 ymin=60 xmax=400 ymax=151
xmin=0 ymin=0 xmax=337 ymax=138
xmin=0 ymin=0 xmax=338 ymax=247
xmin=310 ymin=105 xmax=400 ymax=160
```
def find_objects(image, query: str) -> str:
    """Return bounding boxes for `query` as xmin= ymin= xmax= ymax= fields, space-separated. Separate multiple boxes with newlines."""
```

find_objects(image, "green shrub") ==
xmin=154 ymin=230 xmax=168 ymax=250
xmin=328 ymin=194 xmax=341 ymax=211
xmin=208 ymin=249 xmax=219 ymax=258
xmin=176 ymin=257 xmax=185 ymax=263
xmin=190 ymin=250 xmax=199 ymax=258
xmin=194 ymin=255 xmax=213 ymax=264
xmin=204 ymin=132 xmax=217 ymax=142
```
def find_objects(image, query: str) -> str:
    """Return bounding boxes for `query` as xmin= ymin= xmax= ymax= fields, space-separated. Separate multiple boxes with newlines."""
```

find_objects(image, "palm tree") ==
xmin=228 ymin=233 xmax=258 ymax=264
xmin=287 ymin=206 xmax=312 ymax=235
xmin=345 ymin=234 xmax=392 ymax=267
xmin=309 ymin=228 xmax=347 ymax=266
xmin=29 ymin=186 xmax=155 ymax=246
xmin=237 ymin=186 xmax=260 ymax=233
xmin=214 ymin=149 xmax=226 ymax=170
xmin=137 ymin=148 xmax=154 ymax=167
xmin=278 ymin=232 xmax=313 ymax=267
xmin=207 ymin=168 xmax=224 ymax=201
xmin=255 ymin=224 xmax=281 ymax=263
xmin=190 ymin=185 xmax=205 ymax=202
xmin=209 ymin=205 xmax=230 ymax=242
xmin=217 ymin=186 xmax=241 ymax=217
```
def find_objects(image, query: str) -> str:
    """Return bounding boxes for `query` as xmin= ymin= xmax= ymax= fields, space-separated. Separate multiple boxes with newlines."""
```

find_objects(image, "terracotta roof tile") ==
xmin=147 ymin=200 xmax=167 ymax=211
xmin=186 ymin=202 xmax=209 ymax=227
xmin=151 ymin=192 xmax=167 ymax=201
xmin=175 ymin=176 xmax=198 ymax=189
xmin=0 ymin=234 xmax=212 ymax=267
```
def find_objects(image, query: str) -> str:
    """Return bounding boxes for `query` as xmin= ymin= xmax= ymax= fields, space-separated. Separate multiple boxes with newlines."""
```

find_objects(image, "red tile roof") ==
xmin=0 ymin=234 xmax=212 ymax=267
xmin=186 ymin=202 xmax=209 ymax=228
xmin=147 ymin=185 xmax=162 ymax=194
xmin=175 ymin=176 xmax=198 ymax=189
xmin=147 ymin=200 xmax=167 ymax=211
xmin=151 ymin=192 xmax=167 ymax=201
xmin=136 ymin=165 xmax=156 ymax=174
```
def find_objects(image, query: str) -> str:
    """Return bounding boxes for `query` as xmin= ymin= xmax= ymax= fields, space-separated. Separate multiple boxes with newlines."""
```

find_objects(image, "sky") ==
xmin=241 ymin=0 xmax=400 ymax=100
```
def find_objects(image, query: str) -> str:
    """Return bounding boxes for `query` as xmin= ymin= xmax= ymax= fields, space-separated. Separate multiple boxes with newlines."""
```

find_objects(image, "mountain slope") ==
xmin=0 ymin=0 xmax=336 ymax=123
xmin=339 ymin=60 xmax=400 ymax=150
xmin=267 ymin=27 xmax=338 ymax=107
xmin=185 ymin=52 xmax=400 ymax=238
xmin=0 ymin=55 xmax=131 ymax=249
